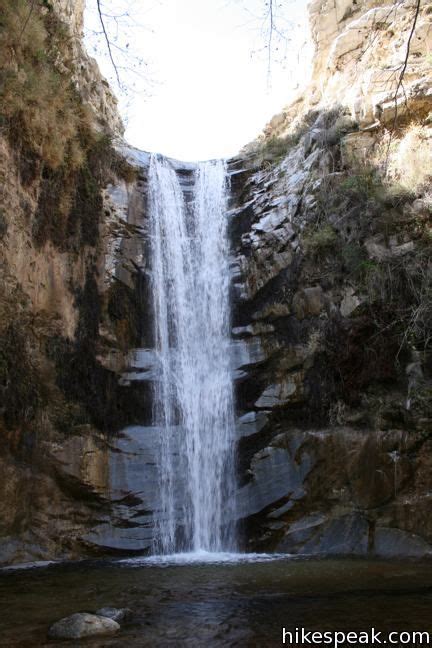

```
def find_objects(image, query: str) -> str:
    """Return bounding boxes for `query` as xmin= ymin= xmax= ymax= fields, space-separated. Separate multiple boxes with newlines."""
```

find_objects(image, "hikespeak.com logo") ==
xmin=282 ymin=627 xmax=431 ymax=647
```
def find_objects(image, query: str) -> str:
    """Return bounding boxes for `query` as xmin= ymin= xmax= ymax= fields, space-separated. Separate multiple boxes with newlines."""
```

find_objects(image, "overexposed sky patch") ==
xmin=85 ymin=0 xmax=311 ymax=161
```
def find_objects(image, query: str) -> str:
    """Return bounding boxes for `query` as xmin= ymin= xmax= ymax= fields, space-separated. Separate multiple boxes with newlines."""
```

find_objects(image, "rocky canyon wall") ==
xmin=0 ymin=0 xmax=149 ymax=564
xmin=230 ymin=0 xmax=432 ymax=556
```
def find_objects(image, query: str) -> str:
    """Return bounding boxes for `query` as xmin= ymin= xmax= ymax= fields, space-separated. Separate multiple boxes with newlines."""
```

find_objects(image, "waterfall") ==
xmin=148 ymin=154 xmax=236 ymax=554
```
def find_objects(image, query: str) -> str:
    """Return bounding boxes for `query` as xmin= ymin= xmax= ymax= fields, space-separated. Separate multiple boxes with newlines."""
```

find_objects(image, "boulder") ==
xmin=340 ymin=286 xmax=362 ymax=317
xmin=48 ymin=613 xmax=120 ymax=640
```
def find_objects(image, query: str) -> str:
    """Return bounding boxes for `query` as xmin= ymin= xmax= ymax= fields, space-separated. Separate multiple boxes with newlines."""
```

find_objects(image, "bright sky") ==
xmin=85 ymin=0 xmax=311 ymax=161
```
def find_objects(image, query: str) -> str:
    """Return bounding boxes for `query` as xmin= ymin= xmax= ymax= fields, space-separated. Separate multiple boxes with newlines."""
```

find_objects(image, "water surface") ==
xmin=1 ymin=556 xmax=432 ymax=646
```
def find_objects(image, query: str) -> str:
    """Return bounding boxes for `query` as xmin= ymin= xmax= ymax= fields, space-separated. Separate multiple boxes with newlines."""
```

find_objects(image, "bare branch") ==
xmin=18 ymin=0 xmax=36 ymax=44
xmin=96 ymin=0 xmax=122 ymax=87
xmin=385 ymin=0 xmax=422 ymax=170
xmin=267 ymin=0 xmax=274 ymax=87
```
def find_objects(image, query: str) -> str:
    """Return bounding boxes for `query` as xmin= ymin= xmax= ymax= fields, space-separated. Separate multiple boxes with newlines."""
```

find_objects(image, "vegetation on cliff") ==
xmin=0 ymin=1 xmax=139 ymax=439
xmin=0 ymin=0 xmax=90 ymax=169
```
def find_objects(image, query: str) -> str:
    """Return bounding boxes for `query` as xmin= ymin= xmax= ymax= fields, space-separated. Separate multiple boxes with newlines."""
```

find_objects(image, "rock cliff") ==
xmin=264 ymin=0 xmax=432 ymax=136
xmin=230 ymin=0 xmax=432 ymax=556
xmin=0 ymin=0 xmax=145 ymax=564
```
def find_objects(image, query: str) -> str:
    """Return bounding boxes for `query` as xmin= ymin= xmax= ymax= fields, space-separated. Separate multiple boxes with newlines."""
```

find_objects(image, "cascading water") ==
xmin=148 ymin=154 xmax=236 ymax=555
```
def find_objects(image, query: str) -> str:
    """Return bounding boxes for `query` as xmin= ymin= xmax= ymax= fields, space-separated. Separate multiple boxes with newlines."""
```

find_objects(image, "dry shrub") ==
xmin=0 ymin=0 xmax=90 ymax=169
xmin=301 ymin=224 xmax=339 ymax=258
xmin=362 ymin=248 xmax=432 ymax=354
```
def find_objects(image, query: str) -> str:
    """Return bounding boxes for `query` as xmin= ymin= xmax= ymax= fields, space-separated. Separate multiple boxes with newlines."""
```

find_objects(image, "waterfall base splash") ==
xmin=120 ymin=552 xmax=287 ymax=566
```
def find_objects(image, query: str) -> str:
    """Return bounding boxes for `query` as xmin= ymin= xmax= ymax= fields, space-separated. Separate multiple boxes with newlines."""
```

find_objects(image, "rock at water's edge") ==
xmin=96 ymin=606 xmax=132 ymax=623
xmin=48 ymin=613 xmax=120 ymax=639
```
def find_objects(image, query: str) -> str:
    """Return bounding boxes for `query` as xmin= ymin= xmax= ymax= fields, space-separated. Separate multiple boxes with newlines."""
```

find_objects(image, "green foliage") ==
xmin=340 ymin=168 xmax=381 ymax=200
xmin=315 ymin=163 xmax=420 ymax=249
xmin=250 ymin=106 xmax=357 ymax=171
xmin=358 ymin=259 xmax=378 ymax=276
xmin=338 ymin=166 xmax=409 ymax=208
xmin=378 ymin=183 xmax=415 ymax=207
xmin=302 ymin=224 xmax=339 ymax=258
xmin=256 ymin=133 xmax=301 ymax=166
xmin=341 ymin=243 xmax=367 ymax=276
xmin=253 ymin=111 xmax=323 ymax=167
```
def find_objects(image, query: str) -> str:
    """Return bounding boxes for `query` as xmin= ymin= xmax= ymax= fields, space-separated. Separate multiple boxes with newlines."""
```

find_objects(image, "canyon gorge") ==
xmin=0 ymin=0 xmax=432 ymax=567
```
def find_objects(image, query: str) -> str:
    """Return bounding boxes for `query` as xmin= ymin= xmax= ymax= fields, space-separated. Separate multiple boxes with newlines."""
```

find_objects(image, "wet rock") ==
xmin=121 ymin=349 xmax=160 ymax=383
xmin=276 ymin=514 xmax=328 ymax=551
xmin=305 ymin=514 xmax=369 ymax=555
xmin=374 ymin=528 xmax=432 ymax=558
xmin=231 ymin=338 xmax=267 ymax=371
xmin=81 ymin=425 xmax=186 ymax=553
xmin=255 ymin=384 xmax=288 ymax=409
xmin=278 ymin=514 xmax=369 ymax=556
xmin=266 ymin=499 xmax=296 ymax=519
xmin=252 ymin=302 xmax=291 ymax=320
xmin=239 ymin=427 xmax=432 ymax=555
xmin=96 ymin=607 xmax=132 ymax=623
xmin=237 ymin=435 xmax=314 ymax=518
xmin=48 ymin=613 xmax=120 ymax=640
xmin=236 ymin=411 xmax=269 ymax=439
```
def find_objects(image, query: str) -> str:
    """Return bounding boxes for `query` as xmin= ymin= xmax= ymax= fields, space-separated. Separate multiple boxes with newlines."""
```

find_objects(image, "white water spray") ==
xmin=148 ymin=154 xmax=236 ymax=554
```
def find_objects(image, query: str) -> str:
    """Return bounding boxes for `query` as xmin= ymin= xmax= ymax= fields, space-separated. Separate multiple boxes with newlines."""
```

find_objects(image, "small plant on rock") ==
xmin=302 ymin=224 xmax=339 ymax=258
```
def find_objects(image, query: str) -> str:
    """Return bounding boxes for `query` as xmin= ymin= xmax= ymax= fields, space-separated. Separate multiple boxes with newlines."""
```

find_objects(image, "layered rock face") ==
xmin=266 ymin=0 xmax=432 ymax=135
xmin=229 ymin=0 xmax=432 ymax=556
xmin=310 ymin=0 xmax=431 ymax=126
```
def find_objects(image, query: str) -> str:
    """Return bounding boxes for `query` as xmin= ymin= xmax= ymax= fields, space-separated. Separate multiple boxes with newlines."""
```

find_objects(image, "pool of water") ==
xmin=1 ymin=555 xmax=432 ymax=646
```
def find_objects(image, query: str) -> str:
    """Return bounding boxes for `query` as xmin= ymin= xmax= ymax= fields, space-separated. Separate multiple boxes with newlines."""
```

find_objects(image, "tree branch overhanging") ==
xmin=385 ymin=0 xmax=422 ymax=170
xmin=96 ymin=0 xmax=122 ymax=87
